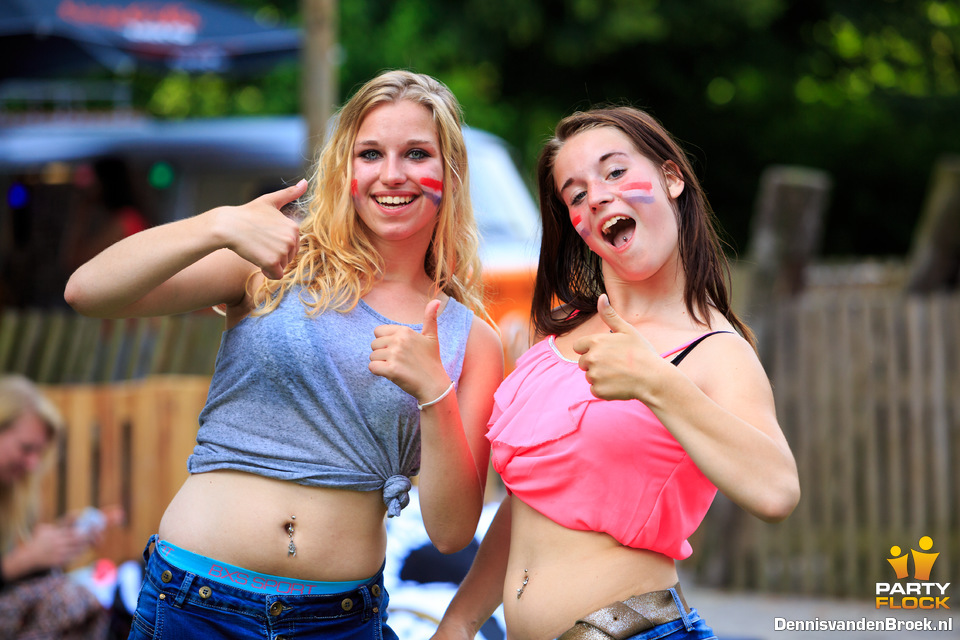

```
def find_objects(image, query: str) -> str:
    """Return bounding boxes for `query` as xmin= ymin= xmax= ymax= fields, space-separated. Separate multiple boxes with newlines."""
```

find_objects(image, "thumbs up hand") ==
xmin=216 ymin=179 xmax=307 ymax=280
xmin=572 ymin=294 xmax=659 ymax=400
xmin=370 ymin=299 xmax=451 ymax=404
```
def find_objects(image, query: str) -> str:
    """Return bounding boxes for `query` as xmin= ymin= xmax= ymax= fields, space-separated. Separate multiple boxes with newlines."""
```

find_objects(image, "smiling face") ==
xmin=351 ymin=99 xmax=445 ymax=250
xmin=0 ymin=410 xmax=51 ymax=485
xmin=554 ymin=126 xmax=684 ymax=283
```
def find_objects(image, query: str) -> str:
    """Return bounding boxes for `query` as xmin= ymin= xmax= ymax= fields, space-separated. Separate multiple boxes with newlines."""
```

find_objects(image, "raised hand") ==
xmin=369 ymin=299 xmax=451 ymax=404
xmin=28 ymin=523 xmax=92 ymax=570
xmin=219 ymin=180 xmax=307 ymax=279
xmin=572 ymin=294 xmax=659 ymax=400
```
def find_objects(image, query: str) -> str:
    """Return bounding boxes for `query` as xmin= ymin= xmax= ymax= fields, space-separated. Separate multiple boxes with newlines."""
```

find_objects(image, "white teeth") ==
xmin=376 ymin=195 xmax=414 ymax=206
xmin=602 ymin=216 xmax=628 ymax=234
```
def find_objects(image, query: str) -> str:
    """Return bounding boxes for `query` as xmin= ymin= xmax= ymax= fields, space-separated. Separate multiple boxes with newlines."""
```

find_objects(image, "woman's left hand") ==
xmin=369 ymin=299 xmax=451 ymax=404
xmin=572 ymin=294 xmax=662 ymax=401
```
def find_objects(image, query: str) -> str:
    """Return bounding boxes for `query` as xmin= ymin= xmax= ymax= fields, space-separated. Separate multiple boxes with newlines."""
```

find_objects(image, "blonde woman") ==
xmin=65 ymin=70 xmax=503 ymax=640
xmin=0 ymin=374 xmax=110 ymax=638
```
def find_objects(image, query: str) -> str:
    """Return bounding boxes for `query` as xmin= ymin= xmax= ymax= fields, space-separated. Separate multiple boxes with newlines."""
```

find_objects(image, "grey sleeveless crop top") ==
xmin=187 ymin=288 xmax=475 ymax=516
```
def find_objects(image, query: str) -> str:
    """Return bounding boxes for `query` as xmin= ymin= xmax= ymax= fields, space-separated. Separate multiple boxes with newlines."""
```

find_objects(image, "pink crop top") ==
xmin=486 ymin=335 xmax=719 ymax=560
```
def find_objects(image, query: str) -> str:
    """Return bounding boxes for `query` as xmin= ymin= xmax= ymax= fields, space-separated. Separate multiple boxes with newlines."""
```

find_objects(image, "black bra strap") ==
xmin=670 ymin=331 xmax=733 ymax=366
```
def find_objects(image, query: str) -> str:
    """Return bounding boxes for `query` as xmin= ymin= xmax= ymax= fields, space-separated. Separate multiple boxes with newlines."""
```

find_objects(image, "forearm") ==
xmin=417 ymin=393 xmax=485 ymax=553
xmin=64 ymin=211 xmax=229 ymax=317
xmin=436 ymin=497 xmax=512 ymax=639
xmin=644 ymin=365 xmax=800 ymax=522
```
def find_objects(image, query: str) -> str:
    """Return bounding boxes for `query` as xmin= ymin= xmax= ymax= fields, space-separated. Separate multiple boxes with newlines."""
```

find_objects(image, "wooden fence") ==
xmin=35 ymin=377 xmax=210 ymax=567
xmin=0 ymin=309 xmax=224 ymax=384
xmin=686 ymin=288 xmax=960 ymax=598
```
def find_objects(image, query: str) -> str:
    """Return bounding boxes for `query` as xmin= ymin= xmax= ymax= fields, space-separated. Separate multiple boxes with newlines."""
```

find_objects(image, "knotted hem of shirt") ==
xmin=382 ymin=475 xmax=412 ymax=517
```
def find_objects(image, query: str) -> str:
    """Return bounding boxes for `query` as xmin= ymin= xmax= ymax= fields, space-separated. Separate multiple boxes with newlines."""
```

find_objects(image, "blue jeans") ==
xmin=130 ymin=536 xmax=399 ymax=640
xmin=622 ymin=608 xmax=716 ymax=640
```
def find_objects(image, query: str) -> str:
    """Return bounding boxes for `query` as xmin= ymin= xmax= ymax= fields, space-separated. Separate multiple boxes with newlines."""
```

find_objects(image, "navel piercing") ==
xmin=516 ymin=569 xmax=529 ymax=599
xmin=286 ymin=515 xmax=297 ymax=557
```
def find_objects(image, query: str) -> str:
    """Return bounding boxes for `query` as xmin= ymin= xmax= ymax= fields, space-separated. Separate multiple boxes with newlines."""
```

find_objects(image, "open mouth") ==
xmin=375 ymin=194 xmax=417 ymax=209
xmin=601 ymin=215 xmax=636 ymax=248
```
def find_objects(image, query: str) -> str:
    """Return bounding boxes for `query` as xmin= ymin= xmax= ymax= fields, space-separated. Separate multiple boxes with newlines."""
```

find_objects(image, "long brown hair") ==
xmin=532 ymin=106 xmax=754 ymax=347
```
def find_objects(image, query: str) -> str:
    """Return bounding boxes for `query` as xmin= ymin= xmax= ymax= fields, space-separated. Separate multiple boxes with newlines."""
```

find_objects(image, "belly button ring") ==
xmin=286 ymin=515 xmax=297 ymax=557
xmin=516 ymin=569 xmax=529 ymax=599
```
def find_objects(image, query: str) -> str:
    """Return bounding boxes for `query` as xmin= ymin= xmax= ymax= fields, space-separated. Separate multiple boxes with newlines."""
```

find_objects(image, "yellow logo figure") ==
xmin=912 ymin=536 xmax=939 ymax=581
xmin=887 ymin=545 xmax=910 ymax=580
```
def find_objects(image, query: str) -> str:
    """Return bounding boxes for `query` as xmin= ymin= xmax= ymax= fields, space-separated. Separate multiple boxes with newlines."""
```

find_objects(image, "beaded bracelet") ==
xmin=417 ymin=381 xmax=455 ymax=410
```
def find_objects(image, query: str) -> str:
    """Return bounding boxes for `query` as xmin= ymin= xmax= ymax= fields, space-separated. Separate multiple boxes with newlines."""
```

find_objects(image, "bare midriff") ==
xmin=502 ymin=498 xmax=679 ymax=640
xmin=158 ymin=470 xmax=388 ymax=582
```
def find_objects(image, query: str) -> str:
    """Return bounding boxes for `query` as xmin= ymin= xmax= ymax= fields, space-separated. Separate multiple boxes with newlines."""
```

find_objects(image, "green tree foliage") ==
xmin=139 ymin=0 xmax=960 ymax=256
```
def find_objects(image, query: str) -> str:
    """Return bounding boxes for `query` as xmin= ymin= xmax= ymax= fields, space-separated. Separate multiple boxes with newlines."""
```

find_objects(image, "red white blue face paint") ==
xmin=350 ymin=178 xmax=361 ymax=209
xmin=420 ymin=177 xmax=443 ymax=207
xmin=571 ymin=213 xmax=591 ymax=239
xmin=620 ymin=181 xmax=655 ymax=204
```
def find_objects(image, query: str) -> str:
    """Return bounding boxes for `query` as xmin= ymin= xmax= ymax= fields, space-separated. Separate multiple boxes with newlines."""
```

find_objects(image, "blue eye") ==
xmin=608 ymin=168 xmax=626 ymax=180
xmin=570 ymin=191 xmax=586 ymax=206
xmin=358 ymin=149 xmax=381 ymax=161
xmin=408 ymin=149 xmax=430 ymax=160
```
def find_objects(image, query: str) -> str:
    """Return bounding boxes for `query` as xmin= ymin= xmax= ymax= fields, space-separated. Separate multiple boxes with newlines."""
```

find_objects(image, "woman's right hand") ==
xmin=213 ymin=180 xmax=306 ymax=280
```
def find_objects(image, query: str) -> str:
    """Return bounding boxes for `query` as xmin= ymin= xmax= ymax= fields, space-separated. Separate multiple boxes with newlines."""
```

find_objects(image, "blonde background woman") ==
xmin=0 ymin=374 xmax=113 ymax=639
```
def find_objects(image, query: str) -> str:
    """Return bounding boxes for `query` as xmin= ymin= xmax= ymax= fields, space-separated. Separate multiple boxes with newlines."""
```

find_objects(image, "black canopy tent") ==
xmin=0 ymin=0 xmax=301 ymax=78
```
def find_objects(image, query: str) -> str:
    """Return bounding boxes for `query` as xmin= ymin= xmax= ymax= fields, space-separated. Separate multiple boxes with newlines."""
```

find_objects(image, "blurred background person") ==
xmin=0 ymin=373 xmax=115 ymax=639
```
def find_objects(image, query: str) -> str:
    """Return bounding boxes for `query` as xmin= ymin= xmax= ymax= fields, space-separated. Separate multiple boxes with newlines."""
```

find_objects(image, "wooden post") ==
xmin=742 ymin=165 xmax=832 ymax=358
xmin=904 ymin=155 xmax=960 ymax=293
xmin=301 ymin=0 xmax=338 ymax=159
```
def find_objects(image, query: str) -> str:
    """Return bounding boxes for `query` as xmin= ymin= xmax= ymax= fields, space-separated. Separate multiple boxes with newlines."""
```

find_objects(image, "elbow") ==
xmin=63 ymin=279 xmax=97 ymax=317
xmin=424 ymin=511 xmax=482 ymax=555
xmin=64 ymin=274 xmax=111 ymax=318
xmin=429 ymin=529 xmax=478 ymax=555
xmin=753 ymin=478 xmax=801 ymax=524
xmin=63 ymin=277 xmax=85 ymax=312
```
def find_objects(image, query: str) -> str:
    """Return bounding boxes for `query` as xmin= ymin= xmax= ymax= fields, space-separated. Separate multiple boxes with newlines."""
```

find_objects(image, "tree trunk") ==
xmin=301 ymin=0 xmax=338 ymax=157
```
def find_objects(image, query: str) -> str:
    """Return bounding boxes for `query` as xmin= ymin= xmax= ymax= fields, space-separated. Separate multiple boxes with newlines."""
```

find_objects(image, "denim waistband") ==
xmin=154 ymin=538 xmax=368 ymax=595
xmin=141 ymin=534 xmax=387 ymax=623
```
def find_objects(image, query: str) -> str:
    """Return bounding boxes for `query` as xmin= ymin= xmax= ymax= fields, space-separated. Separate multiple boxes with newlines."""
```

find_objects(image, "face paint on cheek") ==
xmin=620 ymin=181 xmax=655 ymax=204
xmin=571 ymin=213 xmax=591 ymax=238
xmin=350 ymin=179 xmax=362 ymax=210
xmin=420 ymin=177 xmax=443 ymax=207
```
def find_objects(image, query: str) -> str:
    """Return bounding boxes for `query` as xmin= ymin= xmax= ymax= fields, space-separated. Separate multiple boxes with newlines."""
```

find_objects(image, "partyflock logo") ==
xmin=876 ymin=536 xmax=950 ymax=609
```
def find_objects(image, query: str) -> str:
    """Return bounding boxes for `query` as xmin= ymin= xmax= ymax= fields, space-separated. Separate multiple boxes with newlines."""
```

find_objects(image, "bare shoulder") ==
xmin=466 ymin=315 xmax=504 ymax=362
xmin=678 ymin=329 xmax=772 ymax=395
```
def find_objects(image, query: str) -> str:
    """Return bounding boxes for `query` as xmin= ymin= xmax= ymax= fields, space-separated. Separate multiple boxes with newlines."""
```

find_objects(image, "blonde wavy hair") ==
xmin=252 ymin=70 xmax=488 ymax=321
xmin=0 ymin=375 xmax=64 ymax=551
